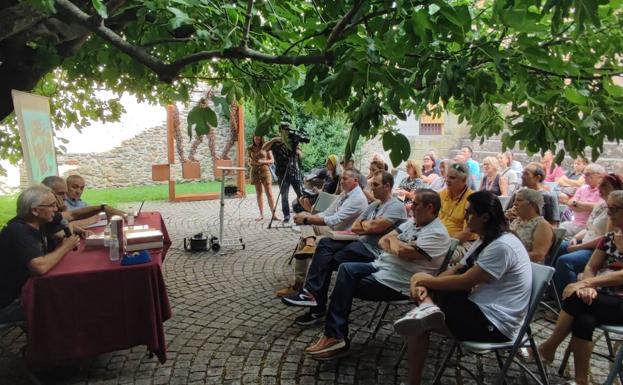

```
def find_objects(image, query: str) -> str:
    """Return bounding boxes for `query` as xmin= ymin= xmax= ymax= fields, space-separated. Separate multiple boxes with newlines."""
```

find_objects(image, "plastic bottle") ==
xmin=104 ymin=223 xmax=111 ymax=247
xmin=109 ymin=235 xmax=120 ymax=262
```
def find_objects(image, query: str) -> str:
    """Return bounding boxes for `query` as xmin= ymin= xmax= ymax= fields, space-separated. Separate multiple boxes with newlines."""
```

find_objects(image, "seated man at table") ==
xmin=281 ymin=171 xmax=408 ymax=325
xmin=304 ymin=189 xmax=451 ymax=359
xmin=277 ymin=170 xmax=368 ymax=297
xmin=42 ymin=175 xmax=125 ymax=223
xmin=0 ymin=185 xmax=80 ymax=324
xmin=65 ymin=174 xmax=89 ymax=210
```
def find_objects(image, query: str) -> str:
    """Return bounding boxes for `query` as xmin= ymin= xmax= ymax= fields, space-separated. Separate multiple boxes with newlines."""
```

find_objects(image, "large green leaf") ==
xmin=563 ymin=87 xmax=589 ymax=105
xmin=91 ymin=0 xmax=108 ymax=18
xmin=187 ymin=105 xmax=217 ymax=138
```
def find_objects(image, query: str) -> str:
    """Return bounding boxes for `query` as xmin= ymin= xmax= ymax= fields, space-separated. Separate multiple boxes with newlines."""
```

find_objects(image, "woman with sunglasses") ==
xmin=394 ymin=191 xmax=531 ymax=385
xmin=539 ymin=189 xmax=623 ymax=385
xmin=553 ymin=173 xmax=623 ymax=298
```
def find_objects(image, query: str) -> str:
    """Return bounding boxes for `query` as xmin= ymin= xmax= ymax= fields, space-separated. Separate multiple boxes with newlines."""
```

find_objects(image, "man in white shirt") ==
xmin=276 ymin=170 xmax=368 ymax=296
xmin=281 ymin=171 xmax=408 ymax=325
xmin=303 ymin=189 xmax=451 ymax=360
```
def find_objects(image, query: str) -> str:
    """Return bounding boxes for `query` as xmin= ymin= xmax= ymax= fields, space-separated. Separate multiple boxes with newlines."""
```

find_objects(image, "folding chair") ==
xmin=558 ymin=324 xmax=623 ymax=385
xmin=432 ymin=263 xmax=554 ymax=385
xmin=540 ymin=228 xmax=567 ymax=314
xmin=0 ymin=322 xmax=41 ymax=385
xmin=288 ymin=192 xmax=339 ymax=265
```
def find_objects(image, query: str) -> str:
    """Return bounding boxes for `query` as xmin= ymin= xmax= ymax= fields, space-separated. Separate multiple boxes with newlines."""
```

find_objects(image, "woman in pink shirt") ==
xmin=542 ymin=150 xmax=566 ymax=182
xmin=560 ymin=163 xmax=606 ymax=237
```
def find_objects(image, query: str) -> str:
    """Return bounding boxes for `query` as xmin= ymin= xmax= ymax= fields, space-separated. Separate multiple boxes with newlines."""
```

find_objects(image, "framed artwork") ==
xmin=12 ymin=90 xmax=58 ymax=184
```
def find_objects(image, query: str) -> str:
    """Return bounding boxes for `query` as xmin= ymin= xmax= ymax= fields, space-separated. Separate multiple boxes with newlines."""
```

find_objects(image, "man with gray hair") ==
xmin=0 ymin=185 xmax=80 ymax=324
xmin=560 ymin=163 xmax=605 ymax=236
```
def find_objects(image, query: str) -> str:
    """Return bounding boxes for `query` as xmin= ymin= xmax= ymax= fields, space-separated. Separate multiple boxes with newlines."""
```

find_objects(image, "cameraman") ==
xmin=263 ymin=122 xmax=304 ymax=222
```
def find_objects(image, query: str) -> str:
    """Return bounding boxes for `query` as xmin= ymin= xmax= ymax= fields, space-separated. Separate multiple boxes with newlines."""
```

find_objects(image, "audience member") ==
xmin=553 ymin=173 xmax=623 ymax=297
xmin=429 ymin=159 xmax=451 ymax=192
xmin=372 ymin=153 xmax=389 ymax=171
xmin=304 ymin=189 xmax=450 ymax=359
xmin=426 ymin=149 xmax=441 ymax=174
xmin=479 ymin=156 xmax=508 ymax=196
xmin=421 ymin=154 xmax=439 ymax=185
xmin=509 ymin=189 xmax=554 ymax=263
xmin=394 ymin=191 xmax=531 ymax=385
xmin=248 ymin=135 xmax=278 ymax=221
xmin=363 ymin=160 xmax=386 ymax=202
xmin=0 ymin=185 xmax=81 ymax=324
xmin=298 ymin=154 xmax=340 ymax=213
xmin=505 ymin=163 xmax=560 ymax=225
xmin=281 ymin=171 xmax=407 ymax=325
xmin=497 ymin=152 xmax=521 ymax=195
xmin=542 ymin=150 xmax=565 ymax=182
xmin=395 ymin=159 xmax=427 ymax=203
xmin=538 ymin=191 xmax=623 ymax=385
xmin=556 ymin=156 xmax=588 ymax=203
xmin=277 ymin=170 xmax=368 ymax=297
xmin=65 ymin=175 xmax=88 ymax=210
xmin=560 ymin=163 xmax=605 ymax=237
xmin=461 ymin=146 xmax=481 ymax=190
xmin=439 ymin=163 xmax=475 ymax=262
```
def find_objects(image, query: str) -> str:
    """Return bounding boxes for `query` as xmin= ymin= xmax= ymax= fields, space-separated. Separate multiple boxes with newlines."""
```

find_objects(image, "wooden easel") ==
xmin=151 ymin=103 xmax=246 ymax=202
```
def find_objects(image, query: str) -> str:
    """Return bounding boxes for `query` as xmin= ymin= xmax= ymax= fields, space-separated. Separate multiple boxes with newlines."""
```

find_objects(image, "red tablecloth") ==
xmin=21 ymin=211 xmax=172 ymax=368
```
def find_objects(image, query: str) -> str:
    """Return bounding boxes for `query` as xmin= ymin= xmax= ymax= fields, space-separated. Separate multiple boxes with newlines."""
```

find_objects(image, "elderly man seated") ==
xmin=65 ymin=174 xmax=89 ymax=210
xmin=281 ymin=171 xmax=407 ymax=325
xmin=304 ymin=189 xmax=451 ymax=359
xmin=505 ymin=162 xmax=560 ymax=225
xmin=438 ymin=163 xmax=476 ymax=263
xmin=277 ymin=169 xmax=368 ymax=297
xmin=42 ymin=176 xmax=125 ymax=224
xmin=559 ymin=163 xmax=605 ymax=237
xmin=0 ymin=185 xmax=81 ymax=324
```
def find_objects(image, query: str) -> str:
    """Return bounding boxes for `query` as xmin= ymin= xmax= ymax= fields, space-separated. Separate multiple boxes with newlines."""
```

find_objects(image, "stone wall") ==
xmin=47 ymin=90 xmax=236 ymax=189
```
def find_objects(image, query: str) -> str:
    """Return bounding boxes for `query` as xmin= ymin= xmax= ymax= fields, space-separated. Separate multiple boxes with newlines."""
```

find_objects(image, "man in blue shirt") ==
xmin=461 ymin=146 xmax=481 ymax=190
xmin=65 ymin=175 xmax=89 ymax=210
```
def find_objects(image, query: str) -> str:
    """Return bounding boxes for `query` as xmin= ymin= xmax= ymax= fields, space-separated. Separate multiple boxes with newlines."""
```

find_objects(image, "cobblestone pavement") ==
xmin=0 ymin=192 xmax=619 ymax=384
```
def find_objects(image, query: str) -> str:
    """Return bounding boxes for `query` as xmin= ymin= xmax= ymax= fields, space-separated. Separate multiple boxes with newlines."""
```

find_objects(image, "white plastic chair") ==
xmin=432 ymin=263 xmax=554 ymax=385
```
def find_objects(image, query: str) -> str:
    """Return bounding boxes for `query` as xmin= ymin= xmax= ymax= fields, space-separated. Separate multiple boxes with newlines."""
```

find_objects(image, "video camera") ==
xmin=279 ymin=122 xmax=310 ymax=146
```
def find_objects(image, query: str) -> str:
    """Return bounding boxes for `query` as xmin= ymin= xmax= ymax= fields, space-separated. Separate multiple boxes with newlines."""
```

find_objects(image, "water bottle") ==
xmin=104 ymin=223 xmax=111 ymax=247
xmin=109 ymin=235 xmax=120 ymax=262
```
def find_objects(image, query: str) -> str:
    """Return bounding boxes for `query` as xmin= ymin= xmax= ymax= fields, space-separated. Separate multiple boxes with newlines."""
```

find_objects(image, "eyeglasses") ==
xmin=451 ymin=163 xmax=467 ymax=173
xmin=607 ymin=205 xmax=623 ymax=214
xmin=36 ymin=203 xmax=57 ymax=208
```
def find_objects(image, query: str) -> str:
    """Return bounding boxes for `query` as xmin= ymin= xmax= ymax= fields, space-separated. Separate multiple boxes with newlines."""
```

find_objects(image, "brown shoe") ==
xmin=305 ymin=335 xmax=345 ymax=355
xmin=311 ymin=345 xmax=350 ymax=361
xmin=294 ymin=245 xmax=316 ymax=257
xmin=276 ymin=283 xmax=302 ymax=297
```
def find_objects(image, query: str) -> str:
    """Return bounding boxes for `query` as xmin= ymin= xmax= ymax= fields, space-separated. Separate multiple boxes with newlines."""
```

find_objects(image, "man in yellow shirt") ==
xmin=439 ymin=162 xmax=476 ymax=262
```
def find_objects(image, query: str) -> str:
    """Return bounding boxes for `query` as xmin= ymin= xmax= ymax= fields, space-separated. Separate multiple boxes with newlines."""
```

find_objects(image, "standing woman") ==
xmin=480 ymin=156 xmax=509 ymax=196
xmin=248 ymin=135 xmax=278 ymax=221
xmin=421 ymin=154 xmax=439 ymax=185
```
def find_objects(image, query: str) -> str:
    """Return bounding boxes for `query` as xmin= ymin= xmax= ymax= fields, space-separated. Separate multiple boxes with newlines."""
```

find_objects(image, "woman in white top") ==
xmin=553 ymin=173 xmax=623 ymax=296
xmin=497 ymin=151 xmax=521 ymax=195
xmin=393 ymin=191 xmax=531 ymax=385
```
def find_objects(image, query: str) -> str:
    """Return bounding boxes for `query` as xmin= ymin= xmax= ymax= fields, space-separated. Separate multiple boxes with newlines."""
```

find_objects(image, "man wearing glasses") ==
xmin=0 ymin=185 xmax=81 ymax=324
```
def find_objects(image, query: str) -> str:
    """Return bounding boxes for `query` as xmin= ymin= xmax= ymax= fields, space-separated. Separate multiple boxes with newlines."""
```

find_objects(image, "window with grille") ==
xmin=419 ymin=113 xmax=444 ymax=135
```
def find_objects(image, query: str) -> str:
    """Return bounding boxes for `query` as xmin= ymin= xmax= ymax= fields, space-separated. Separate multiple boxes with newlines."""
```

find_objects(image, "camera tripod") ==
xmin=268 ymin=152 xmax=303 ymax=229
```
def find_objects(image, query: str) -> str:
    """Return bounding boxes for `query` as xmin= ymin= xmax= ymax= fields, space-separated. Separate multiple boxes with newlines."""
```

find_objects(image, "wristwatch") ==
xmin=572 ymin=201 xmax=578 ymax=208
xmin=100 ymin=203 xmax=107 ymax=212
xmin=303 ymin=217 xmax=309 ymax=225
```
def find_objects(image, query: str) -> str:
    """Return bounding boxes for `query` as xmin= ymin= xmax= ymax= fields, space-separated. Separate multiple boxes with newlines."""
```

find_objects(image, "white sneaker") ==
xmin=393 ymin=303 xmax=445 ymax=336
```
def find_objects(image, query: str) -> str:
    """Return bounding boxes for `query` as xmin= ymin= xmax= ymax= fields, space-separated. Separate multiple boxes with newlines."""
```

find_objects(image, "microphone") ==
xmin=61 ymin=224 xmax=78 ymax=251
